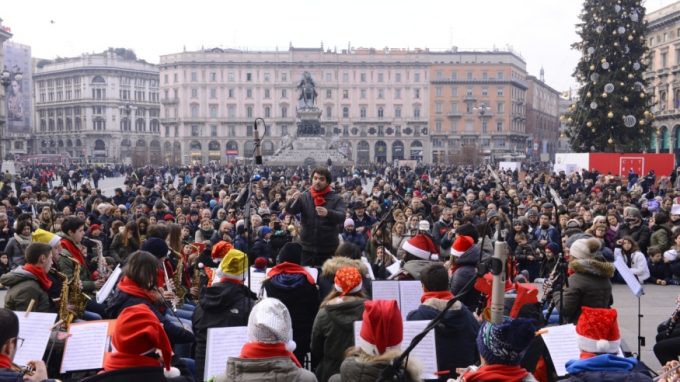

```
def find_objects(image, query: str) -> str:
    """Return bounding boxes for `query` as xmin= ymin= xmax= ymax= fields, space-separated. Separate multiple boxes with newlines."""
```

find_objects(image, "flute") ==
xmin=162 ymin=262 xmax=178 ymax=312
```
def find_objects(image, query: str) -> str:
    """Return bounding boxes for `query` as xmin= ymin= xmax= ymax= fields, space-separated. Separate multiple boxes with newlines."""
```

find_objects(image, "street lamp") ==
xmin=1 ymin=66 xmax=23 ymax=161
xmin=473 ymin=103 xmax=490 ymax=117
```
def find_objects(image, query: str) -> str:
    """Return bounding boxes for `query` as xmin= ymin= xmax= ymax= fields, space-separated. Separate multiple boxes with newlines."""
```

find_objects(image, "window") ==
xmin=342 ymin=107 xmax=349 ymax=118
xmin=210 ymin=72 xmax=217 ymax=82
xmin=360 ymin=73 xmax=367 ymax=82
xmin=497 ymin=71 xmax=504 ymax=80
xmin=227 ymin=105 xmax=236 ymax=118
xmin=481 ymin=86 xmax=488 ymax=97
xmin=342 ymin=72 xmax=349 ymax=82
xmin=466 ymin=87 xmax=473 ymax=96
xmin=326 ymin=89 xmax=332 ymax=99
xmin=378 ymin=89 xmax=384 ymax=99
xmin=450 ymin=102 xmax=458 ymax=113
xmin=436 ymin=86 xmax=442 ymax=97
xmin=281 ymin=72 xmax=287 ymax=82
xmin=360 ymin=107 xmax=367 ymax=119
xmin=378 ymin=107 xmax=384 ymax=119
xmin=190 ymin=104 xmax=199 ymax=118
xmin=414 ymin=107 xmax=420 ymax=119
xmin=164 ymin=74 xmax=168 ymax=84
xmin=451 ymin=86 xmax=458 ymax=96
xmin=676 ymin=49 xmax=680 ymax=66
xmin=343 ymin=89 xmax=349 ymax=99
xmin=450 ymin=71 xmax=457 ymax=80
xmin=174 ymin=73 xmax=178 ymax=83
xmin=191 ymin=72 xmax=197 ymax=82
xmin=210 ymin=88 xmax=217 ymax=99
xmin=281 ymin=125 xmax=288 ymax=136
xmin=360 ymin=89 xmax=367 ymax=99
xmin=246 ymin=106 xmax=253 ymax=118
xmin=246 ymin=89 xmax=252 ymax=98
xmin=228 ymin=125 xmax=236 ymax=136
xmin=400 ymin=73 xmax=405 ymax=82
xmin=395 ymin=88 xmax=401 ymax=99
xmin=482 ymin=72 xmax=488 ymax=80
xmin=414 ymin=89 xmax=420 ymax=99
xmin=325 ymin=72 xmax=332 ymax=82
xmin=496 ymin=121 xmax=503 ymax=132
xmin=497 ymin=87 xmax=504 ymax=97
xmin=435 ymin=102 xmax=442 ymax=114
xmin=246 ymin=73 xmax=252 ymax=81
xmin=662 ymin=52 xmax=668 ymax=68
xmin=209 ymin=104 xmax=218 ymax=118
xmin=326 ymin=106 xmax=332 ymax=118
xmin=378 ymin=73 xmax=384 ymax=82
xmin=497 ymin=102 xmax=505 ymax=113
xmin=281 ymin=89 xmax=287 ymax=98
xmin=210 ymin=125 xmax=217 ymax=137
xmin=482 ymin=120 xmax=488 ymax=133
xmin=436 ymin=70 xmax=443 ymax=80
xmin=395 ymin=106 xmax=402 ymax=118
xmin=227 ymin=72 xmax=235 ymax=82
xmin=435 ymin=120 xmax=442 ymax=133
xmin=264 ymin=106 xmax=271 ymax=118
xmin=281 ymin=106 xmax=287 ymax=118
xmin=191 ymin=88 xmax=198 ymax=98
xmin=264 ymin=89 xmax=270 ymax=99
xmin=264 ymin=73 xmax=271 ymax=82
xmin=191 ymin=125 xmax=200 ymax=137
xmin=467 ymin=71 xmax=473 ymax=80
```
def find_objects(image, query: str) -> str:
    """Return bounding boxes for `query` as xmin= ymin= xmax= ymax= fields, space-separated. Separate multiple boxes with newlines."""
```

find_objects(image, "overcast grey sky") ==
xmin=2 ymin=0 xmax=678 ymax=91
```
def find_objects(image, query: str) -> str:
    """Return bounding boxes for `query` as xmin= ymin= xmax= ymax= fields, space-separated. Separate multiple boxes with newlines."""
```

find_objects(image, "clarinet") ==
xmin=665 ymin=301 xmax=680 ymax=338
xmin=540 ymin=260 xmax=561 ymax=306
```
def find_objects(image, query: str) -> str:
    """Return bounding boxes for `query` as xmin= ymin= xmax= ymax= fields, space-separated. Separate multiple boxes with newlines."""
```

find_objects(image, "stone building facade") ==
xmin=32 ymin=49 xmax=161 ymax=165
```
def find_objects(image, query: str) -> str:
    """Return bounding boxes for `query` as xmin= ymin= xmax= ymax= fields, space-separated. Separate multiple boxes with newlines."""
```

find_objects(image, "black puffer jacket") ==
xmin=285 ymin=190 xmax=345 ymax=256
xmin=553 ymin=257 xmax=615 ymax=324
xmin=192 ymin=281 xmax=256 ymax=382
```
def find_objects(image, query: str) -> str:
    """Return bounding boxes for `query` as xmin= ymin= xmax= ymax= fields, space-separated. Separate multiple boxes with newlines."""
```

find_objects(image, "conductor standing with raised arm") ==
xmin=286 ymin=167 xmax=345 ymax=267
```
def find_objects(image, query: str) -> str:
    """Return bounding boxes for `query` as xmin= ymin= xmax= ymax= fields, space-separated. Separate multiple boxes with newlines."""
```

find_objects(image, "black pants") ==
xmin=654 ymin=337 xmax=680 ymax=364
xmin=301 ymin=249 xmax=334 ymax=267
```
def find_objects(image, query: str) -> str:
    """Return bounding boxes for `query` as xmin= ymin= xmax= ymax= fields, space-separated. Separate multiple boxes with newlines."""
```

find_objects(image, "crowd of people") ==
xmin=0 ymin=161 xmax=679 ymax=382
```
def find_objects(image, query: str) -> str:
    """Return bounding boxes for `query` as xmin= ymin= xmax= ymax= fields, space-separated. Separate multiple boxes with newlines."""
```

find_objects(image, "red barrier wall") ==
xmin=588 ymin=153 xmax=675 ymax=176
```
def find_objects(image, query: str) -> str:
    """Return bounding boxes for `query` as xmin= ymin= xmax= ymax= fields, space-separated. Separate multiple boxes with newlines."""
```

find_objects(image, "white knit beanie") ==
xmin=247 ymin=298 xmax=296 ymax=352
xmin=569 ymin=237 xmax=601 ymax=260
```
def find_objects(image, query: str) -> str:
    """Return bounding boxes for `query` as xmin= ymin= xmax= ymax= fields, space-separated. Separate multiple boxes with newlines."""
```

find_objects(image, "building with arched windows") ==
xmin=32 ymin=48 xmax=161 ymax=165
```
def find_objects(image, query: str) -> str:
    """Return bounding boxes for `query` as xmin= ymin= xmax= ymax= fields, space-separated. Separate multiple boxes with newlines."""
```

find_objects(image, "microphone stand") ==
xmin=242 ymin=119 xmax=264 ymax=292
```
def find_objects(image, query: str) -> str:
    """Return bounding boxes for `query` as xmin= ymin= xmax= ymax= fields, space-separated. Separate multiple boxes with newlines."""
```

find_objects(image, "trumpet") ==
xmin=12 ymin=362 xmax=35 ymax=376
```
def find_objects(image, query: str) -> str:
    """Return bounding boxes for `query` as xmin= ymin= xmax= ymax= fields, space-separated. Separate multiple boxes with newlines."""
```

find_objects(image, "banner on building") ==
xmin=3 ymin=42 xmax=32 ymax=134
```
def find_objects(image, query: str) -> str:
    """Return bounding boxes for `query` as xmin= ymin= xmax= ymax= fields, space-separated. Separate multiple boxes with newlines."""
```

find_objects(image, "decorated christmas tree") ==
xmin=564 ymin=0 xmax=654 ymax=152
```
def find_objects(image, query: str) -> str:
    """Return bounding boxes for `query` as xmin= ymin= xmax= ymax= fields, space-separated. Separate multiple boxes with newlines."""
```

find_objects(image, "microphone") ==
xmin=253 ymin=118 xmax=263 ymax=165
xmin=490 ymin=225 xmax=507 ymax=324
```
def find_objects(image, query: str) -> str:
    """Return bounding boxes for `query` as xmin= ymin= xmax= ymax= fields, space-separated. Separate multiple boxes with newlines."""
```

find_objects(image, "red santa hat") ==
xmin=402 ymin=233 xmax=439 ymax=260
xmin=357 ymin=300 xmax=403 ymax=356
xmin=450 ymin=235 xmax=475 ymax=257
xmin=576 ymin=306 xmax=621 ymax=357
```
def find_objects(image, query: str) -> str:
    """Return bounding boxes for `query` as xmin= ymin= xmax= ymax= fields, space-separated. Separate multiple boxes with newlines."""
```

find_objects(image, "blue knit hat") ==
xmin=141 ymin=237 xmax=169 ymax=259
xmin=476 ymin=318 xmax=536 ymax=365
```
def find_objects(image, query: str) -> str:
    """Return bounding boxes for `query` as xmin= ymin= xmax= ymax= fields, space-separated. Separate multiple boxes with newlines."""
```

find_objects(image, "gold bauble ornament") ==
xmin=567 ymin=117 xmax=573 ymax=123
xmin=628 ymin=73 xmax=634 ymax=79
xmin=640 ymin=92 xmax=646 ymax=98
xmin=608 ymin=138 xmax=614 ymax=144
xmin=602 ymin=92 xmax=608 ymax=98
xmin=587 ymin=121 xmax=593 ymax=127
xmin=639 ymin=119 xmax=645 ymax=125
xmin=586 ymin=91 xmax=592 ymax=97
xmin=624 ymin=96 xmax=629 ymax=102
xmin=601 ymin=58 xmax=607 ymax=63
xmin=644 ymin=110 xmax=651 ymax=116
xmin=628 ymin=35 xmax=634 ymax=41
xmin=607 ymin=111 xmax=614 ymax=118
xmin=592 ymin=128 xmax=596 ymax=133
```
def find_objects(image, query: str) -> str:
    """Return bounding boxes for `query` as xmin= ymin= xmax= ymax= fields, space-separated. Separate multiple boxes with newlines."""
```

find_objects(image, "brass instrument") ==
xmin=83 ymin=237 xmax=108 ymax=280
xmin=11 ymin=362 xmax=35 ymax=376
xmin=191 ymin=262 xmax=204 ymax=304
xmin=173 ymin=254 xmax=187 ymax=306
xmin=58 ymin=257 xmax=89 ymax=329
xmin=162 ymin=262 xmax=178 ymax=312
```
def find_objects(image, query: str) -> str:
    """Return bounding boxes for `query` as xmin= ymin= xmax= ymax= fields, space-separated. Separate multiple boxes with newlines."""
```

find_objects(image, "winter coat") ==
xmin=341 ymin=231 xmax=367 ymax=253
xmin=406 ymin=298 xmax=479 ymax=381
xmin=615 ymin=223 xmax=651 ymax=254
xmin=58 ymin=235 xmax=96 ymax=294
xmin=263 ymin=272 xmax=321 ymax=362
xmin=0 ymin=228 xmax=13 ymax=253
xmin=80 ymin=366 xmax=192 ymax=382
xmin=219 ymin=357 xmax=317 ymax=382
xmin=563 ymin=354 xmax=654 ymax=382
xmin=6 ymin=236 xmax=31 ymax=267
xmin=250 ymin=237 xmax=274 ymax=264
xmin=392 ymin=259 xmax=433 ymax=281
xmin=553 ymin=257 xmax=614 ymax=324
xmin=192 ymin=281 xmax=256 ymax=382
xmin=646 ymin=260 xmax=670 ymax=284
xmin=285 ymin=190 xmax=346 ymax=256
xmin=650 ymin=224 xmax=673 ymax=252
xmin=615 ymin=249 xmax=650 ymax=283
xmin=311 ymin=296 xmax=366 ymax=382
xmin=109 ymin=233 xmax=139 ymax=263
xmin=450 ymin=245 xmax=482 ymax=304
xmin=318 ymin=257 xmax=372 ymax=299
xmin=0 ymin=369 xmax=58 ymax=382
xmin=327 ymin=350 xmax=420 ymax=382
xmin=0 ymin=266 xmax=53 ymax=312
xmin=106 ymin=289 xmax=195 ymax=346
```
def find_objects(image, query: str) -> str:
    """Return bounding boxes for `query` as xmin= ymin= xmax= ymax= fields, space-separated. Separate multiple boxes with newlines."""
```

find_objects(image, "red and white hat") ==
xmin=402 ymin=233 xmax=439 ymax=260
xmin=450 ymin=235 xmax=475 ymax=257
xmin=357 ymin=300 xmax=403 ymax=356
xmin=576 ymin=306 xmax=621 ymax=356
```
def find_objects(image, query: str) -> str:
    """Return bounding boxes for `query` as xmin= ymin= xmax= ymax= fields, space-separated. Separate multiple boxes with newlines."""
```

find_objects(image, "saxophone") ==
xmin=83 ymin=237 xmax=108 ymax=280
xmin=58 ymin=258 xmax=88 ymax=329
xmin=173 ymin=255 xmax=186 ymax=307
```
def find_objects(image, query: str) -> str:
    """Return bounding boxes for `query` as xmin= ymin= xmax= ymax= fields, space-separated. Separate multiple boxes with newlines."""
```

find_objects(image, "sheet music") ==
xmin=304 ymin=267 xmax=319 ymax=283
xmin=96 ymin=265 xmax=122 ymax=304
xmin=541 ymin=324 xmax=579 ymax=377
xmin=361 ymin=257 xmax=376 ymax=280
xmin=246 ymin=267 xmax=267 ymax=295
xmin=398 ymin=281 xmax=424 ymax=319
xmin=13 ymin=312 xmax=57 ymax=367
xmin=403 ymin=320 xmax=437 ymax=380
xmin=60 ymin=321 xmax=110 ymax=373
xmin=386 ymin=258 xmax=401 ymax=276
xmin=614 ymin=256 xmax=644 ymax=297
xmin=372 ymin=281 xmax=401 ymax=307
xmin=353 ymin=320 xmax=437 ymax=380
xmin=205 ymin=326 xmax=249 ymax=382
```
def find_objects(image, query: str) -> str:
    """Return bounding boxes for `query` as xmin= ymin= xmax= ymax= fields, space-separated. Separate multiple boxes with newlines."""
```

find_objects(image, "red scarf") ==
xmin=309 ymin=186 xmax=331 ymax=207
xmin=240 ymin=342 xmax=302 ymax=368
xmin=421 ymin=290 xmax=454 ymax=304
xmin=118 ymin=276 xmax=158 ymax=304
xmin=24 ymin=264 xmax=52 ymax=291
xmin=103 ymin=352 xmax=162 ymax=372
xmin=267 ymin=262 xmax=315 ymax=285
xmin=218 ymin=277 xmax=244 ymax=286
xmin=463 ymin=364 xmax=529 ymax=382
xmin=0 ymin=354 xmax=12 ymax=369
xmin=60 ymin=238 xmax=86 ymax=266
